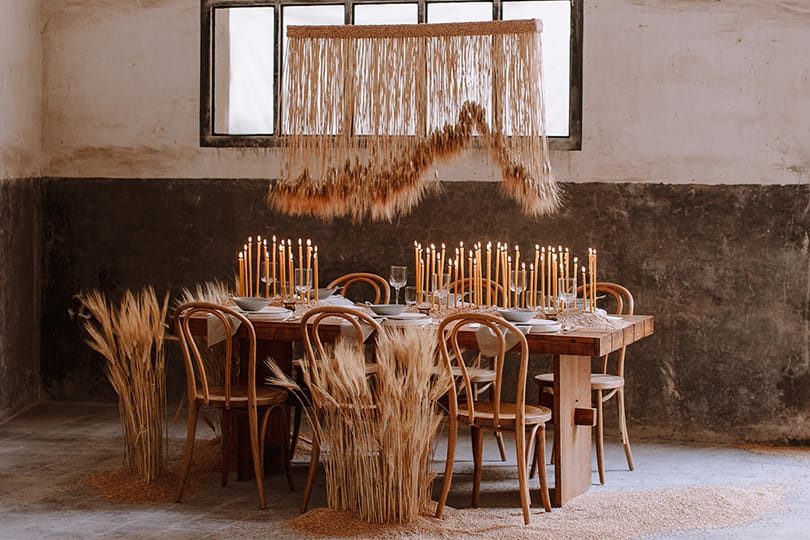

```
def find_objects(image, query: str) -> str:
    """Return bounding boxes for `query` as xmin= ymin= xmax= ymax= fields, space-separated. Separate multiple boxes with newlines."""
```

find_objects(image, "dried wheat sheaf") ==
xmin=269 ymin=327 xmax=450 ymax=523
xmin=78 ymin=287 xmax=169 ymax=483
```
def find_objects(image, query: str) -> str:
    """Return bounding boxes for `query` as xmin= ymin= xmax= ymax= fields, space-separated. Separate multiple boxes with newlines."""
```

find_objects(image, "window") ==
xmin=201 ymin=0 xmax=583 ymax=150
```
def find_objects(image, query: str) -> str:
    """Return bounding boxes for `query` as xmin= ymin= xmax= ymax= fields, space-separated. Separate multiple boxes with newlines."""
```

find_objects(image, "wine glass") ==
xmin=558 ymin=278 xmax=577 ymax=309
xmin=295 ymin=268 xmax=313 ymax=301
xmin=389 ymin=265 xmax=407 ymax=304
xmin=510 ymin=269 xmax=527 ymax=308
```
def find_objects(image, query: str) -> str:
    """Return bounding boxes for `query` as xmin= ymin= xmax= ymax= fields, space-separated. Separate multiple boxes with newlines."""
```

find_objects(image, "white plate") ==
xmin=524 ymin=318 xmax=558 ymax=327
xmin=529 ymin=324 xmax=562 ymax=334
xmin=384 ymin=317 xmax=432 ymax=327
xmin=387 ymin=313 xmax=429 ymax=321
xmin=247 ymin=311 xmax=293 ymax=321
xmin=259 ymin=306 xmax=292 ymax=313
xmin=606 ymin=315 xmax=623 ymax=321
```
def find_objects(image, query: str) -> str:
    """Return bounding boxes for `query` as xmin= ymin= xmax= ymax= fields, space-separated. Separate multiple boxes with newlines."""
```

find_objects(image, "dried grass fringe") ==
xmin=271 ymin=21 xmax=559 ymax=222
xmin=78 ymin=287 xmax=170 ymax=483
xmin=268 ymin=328 xmax=451 ymax=524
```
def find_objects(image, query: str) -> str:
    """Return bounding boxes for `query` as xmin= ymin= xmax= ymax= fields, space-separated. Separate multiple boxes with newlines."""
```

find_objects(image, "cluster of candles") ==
xmin=413 ymin=241 xmax=599 ymax=312
xmin=236 ymin=235 xmax=319 ymax=301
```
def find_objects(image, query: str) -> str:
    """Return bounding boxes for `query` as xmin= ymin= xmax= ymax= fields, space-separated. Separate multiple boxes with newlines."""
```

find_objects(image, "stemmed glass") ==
xmin=295 ymin=268 xmax=313 ymax=301
xmin=389 ymin=265 xmax=407 ymax=304
xmin=558 ymin=278 xmax=577 ymax=309
xmin=510 ymin=269 xmax=527 ymax=308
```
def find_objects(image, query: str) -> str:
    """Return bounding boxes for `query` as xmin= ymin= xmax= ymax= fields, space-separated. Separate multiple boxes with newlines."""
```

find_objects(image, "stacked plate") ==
xmin=383 ymin=313 xmax=432 ymax=327
xmin=518 ymin=318 xmax=562 ymax=333
xmin=245 ymin=306 xmax=293 ymax=321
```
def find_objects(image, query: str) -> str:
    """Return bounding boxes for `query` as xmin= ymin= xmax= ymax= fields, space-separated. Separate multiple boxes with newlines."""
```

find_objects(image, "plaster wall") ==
xmin=0 ymin=0 xmax=42 ymax=421
xmin=41 ymin=0 xmax=810 ymax=184
xmin=0 ymin=0 xmax=42 ymax=179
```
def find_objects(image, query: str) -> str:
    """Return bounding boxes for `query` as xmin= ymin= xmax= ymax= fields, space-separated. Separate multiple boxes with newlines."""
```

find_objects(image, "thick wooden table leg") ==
xmin=237 ymin=339 xmax=293 ymax=481
xmin=552 ymin=354 xmax=592 ymax=507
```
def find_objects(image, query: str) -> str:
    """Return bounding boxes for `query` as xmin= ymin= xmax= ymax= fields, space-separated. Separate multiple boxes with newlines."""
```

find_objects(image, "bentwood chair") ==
xmin=435 ymin=313 xmax=552 ymax=526
xmin=327 ymin=272 xmax=391 ymax=304
xmin=174 ymin=302 xmax=293 ymax=509
xmin=447 ymin=277 xmax=509 ymax=461
xmin=299 ymin=305 xmax=383 ymax=513
xmin=533 ymin=282 xmax=635 ymax=484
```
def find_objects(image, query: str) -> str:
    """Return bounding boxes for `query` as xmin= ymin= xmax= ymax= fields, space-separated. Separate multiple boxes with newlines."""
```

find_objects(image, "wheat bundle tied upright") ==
xmin=271 ymin=326 xmax=449 ymax=523
xmin=79 ymin=287 xmax=170 ymax=483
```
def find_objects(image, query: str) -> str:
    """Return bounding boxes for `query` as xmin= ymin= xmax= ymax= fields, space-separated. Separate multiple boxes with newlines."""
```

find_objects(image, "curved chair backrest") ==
xmin=174 ymin=301 xmax=256 ymax=410
xmin=448 ymin=277 xmax=505 ymax=305
xmin=300 ymin=305 xmax=383 ymax=366
xmin=576 ymin=281 xmax=634 ymax=376
xmin=437 ymin=312 xmax=529 ymax=431
xmin=327 ymin=272 xmax=391 ymax=304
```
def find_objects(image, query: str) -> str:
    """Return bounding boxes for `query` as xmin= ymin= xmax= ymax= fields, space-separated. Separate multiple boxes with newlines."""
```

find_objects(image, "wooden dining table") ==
xmin=187 ymin=311 xmax=654 ymax=507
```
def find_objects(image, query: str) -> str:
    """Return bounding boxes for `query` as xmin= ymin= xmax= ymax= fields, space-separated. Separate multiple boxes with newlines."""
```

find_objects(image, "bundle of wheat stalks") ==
xmin=271 ymin=19 xmax=558 ymax=222
xmin=271 ymin=327 xmax=450 ymax=523
xmin=79 ymin=287 xmax=169 ymax=483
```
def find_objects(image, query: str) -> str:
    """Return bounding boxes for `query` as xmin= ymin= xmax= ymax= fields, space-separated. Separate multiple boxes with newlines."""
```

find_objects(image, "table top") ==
xmin=188 ymin=312 xmax=654 ymax=358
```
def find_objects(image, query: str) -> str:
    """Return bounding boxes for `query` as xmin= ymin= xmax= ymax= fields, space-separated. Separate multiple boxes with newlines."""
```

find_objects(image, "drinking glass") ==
xmin=295 ymin=268 xmax=313 ymax=300
xmin=558 ymin=278 xmax=577 ymax=309
xmin=404 ymin=286 xmax=418 ymax=306
xmin=389 ymin=265 xmax=407 ymax=304
xmin=510 ymin=269 xmax=527 ymax=308
xmin=432 ymin=273 xmax=452 ymax=305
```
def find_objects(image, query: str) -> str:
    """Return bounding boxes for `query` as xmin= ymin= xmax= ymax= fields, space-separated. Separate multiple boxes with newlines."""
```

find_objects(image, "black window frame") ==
xmin=200 ymin=0 xmax=583 ymax=150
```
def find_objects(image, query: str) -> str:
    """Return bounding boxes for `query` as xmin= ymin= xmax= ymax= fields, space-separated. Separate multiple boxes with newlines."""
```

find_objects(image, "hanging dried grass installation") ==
xmin=79 ymin=287 xmax=170 ymax=483
xmin=270 ymin=19 xmax=559 ymax=221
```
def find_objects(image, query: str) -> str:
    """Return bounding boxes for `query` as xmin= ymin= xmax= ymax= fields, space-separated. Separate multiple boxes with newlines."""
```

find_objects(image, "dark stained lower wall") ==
xmin=40 ymin=178 xmax=810 ymax=443
xmin=0 ymin=178 xmax=41 ymax=422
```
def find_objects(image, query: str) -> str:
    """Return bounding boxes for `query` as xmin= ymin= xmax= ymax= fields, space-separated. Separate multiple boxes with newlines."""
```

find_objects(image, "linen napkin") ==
xmin=207 ymin=313 xmax=241 ymax=347
xmin=474 ymin=324 xmax=529 ymax=357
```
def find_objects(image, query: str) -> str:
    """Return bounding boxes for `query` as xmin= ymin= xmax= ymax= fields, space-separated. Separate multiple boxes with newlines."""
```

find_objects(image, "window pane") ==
xmin=352 ymin=4 xmax=419 ymax=135
xmin=282 ymin=5 xmax=345 ymax=135
xmin=427 ymin=2 xmax=492 ymax=23
xmin=425 ymin=3 xmax=493 ymax=134
xmin=353 ymin=3 xmax=418 ymax=25
xmin=282 ymin=5 xmax=344 ymax=44
xmin=503 ymin=1 xmax=570 ymax=137
xmin=214 ymin=7 xmax=275 ymax=135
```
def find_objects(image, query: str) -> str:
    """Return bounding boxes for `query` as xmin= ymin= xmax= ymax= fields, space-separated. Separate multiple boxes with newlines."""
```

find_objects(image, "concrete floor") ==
xmin=1 ymin=402 xmax=809 ymax=539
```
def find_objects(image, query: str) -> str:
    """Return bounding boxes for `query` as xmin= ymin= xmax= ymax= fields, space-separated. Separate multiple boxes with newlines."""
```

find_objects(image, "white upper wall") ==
xmin=41 ymin=0 xmax=810 ymax=184
xmin=0 ymin=0 xmax=42 ymax=180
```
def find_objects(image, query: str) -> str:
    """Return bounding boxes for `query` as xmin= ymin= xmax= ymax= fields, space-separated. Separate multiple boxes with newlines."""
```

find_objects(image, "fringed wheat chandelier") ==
xmin=269 ymin=19 xmax=560 ymax=222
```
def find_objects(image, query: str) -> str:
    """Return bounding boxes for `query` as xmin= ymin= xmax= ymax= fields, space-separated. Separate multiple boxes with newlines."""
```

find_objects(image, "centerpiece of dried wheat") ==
xmin=78 ymin=287 xmax=170 ymax=483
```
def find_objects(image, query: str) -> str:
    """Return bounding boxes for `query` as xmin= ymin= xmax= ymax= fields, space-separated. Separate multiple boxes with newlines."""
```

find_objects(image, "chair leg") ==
xmin=279 ymin=406 xmax=296 ymax=492
xmin=595 ymin=389 xmax=605 ymax=485
xmin=301 ymin=438 xmax=321 ymax=513
xmin=535 ymin=425 xmax=551 ymax=512
xmin=617 ymin=388 xmax=635 ymax=471
xmin=290 ymin=403 xmax=303 ymax=458
xmin=470 ymin=425 xmax=484 ymax=508
xmin=435 ymin=418 xmax=458 ymax=519
xmin=221 ymin=410 xmax=231 ymax=487
xmin=176 ymin=402 xmax=199 ymax=503
xmin=249 ymin=405 xmax=266 ymax=510
xmin=495 ymin=431 xmax=508 ymax=461
xmin=515 ymin=426 xmax=531 ymax=525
